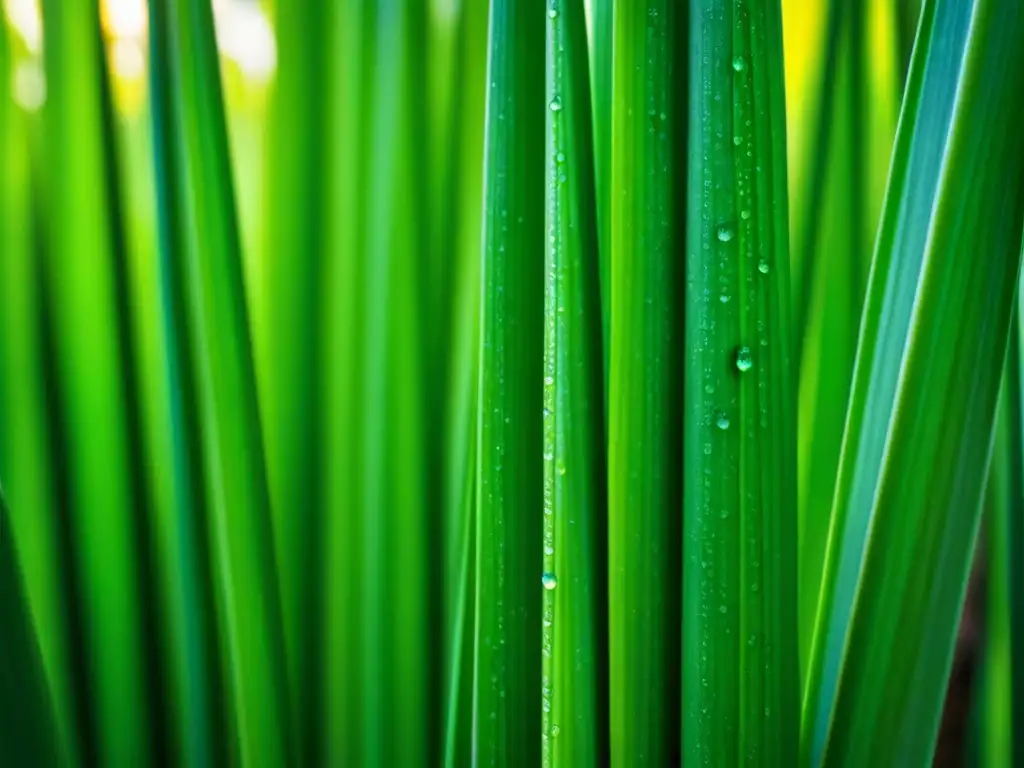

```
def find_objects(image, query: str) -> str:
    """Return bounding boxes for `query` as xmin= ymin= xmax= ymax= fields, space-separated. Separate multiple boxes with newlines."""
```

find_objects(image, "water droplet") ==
xmin=549 ymin=97 xmax=563 ymax=112
xmin=551 ymin=724 xmax=561 ymax=737
xmin=733 ymin=135 xmax=742 ymax=146
xmin=735 ymin=346 xmax=753 ymax=372
xmin=719 ymin=605 xmax=727 ymax=614
xmin=557 ymin=461 xmax=567 ymax=476
xmin=732 ymin=56 xmax=746 ymax=72
xmin=556 ymin=152 xmax=565 ymax=163
xmin=703 ymin=442 xmax=712 ymax=456
xmin=740 ymin=209 xmax=751 ymax=220
xmin=716 ymin=224 xmax=734 ymax=242
xmin=544 ymin=545 xmax=554 ymax=556
xmin=716 ymin=412 xmax=730 ymax=430
xmin=719 ymin=293 xmax=730 ymax=303
xmin=542 ymin=572 xmax=558 ymax=590
xmin=548 ymin=8 xmax=557 ymax=18
xmin=544 ymin=375 xmax=554 ymax=386
xmin=704 ymin=383 xmax=715 ymax=394
xmin=758 ymin=260 xmax=769 ymax=274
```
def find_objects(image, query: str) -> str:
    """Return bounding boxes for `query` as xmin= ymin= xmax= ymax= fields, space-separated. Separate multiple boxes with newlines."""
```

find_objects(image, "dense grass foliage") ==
xmin=1 ymin=1 xmax=1023 ymax=766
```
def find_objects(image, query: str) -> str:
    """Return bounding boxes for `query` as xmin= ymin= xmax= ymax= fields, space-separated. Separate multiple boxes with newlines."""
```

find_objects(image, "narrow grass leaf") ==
xmin=0 ymin=23 xmax=79 ymax=766
xmin=441 ymin=1 xmax=489 ymax=764
xmin=543 ymin=0 xmax=607 ymax=764
xmin=41 ymin=1 xmax=155 ymax=761
xmin=608 ymin=1 xmax=682 ymax=763
xmin=146 ymin=0 xmax=293 ymax=762
xmin=683 ymin=1 xmax=797 ymax=765
xmin=474 ymin=0 xmax=544 ymax=762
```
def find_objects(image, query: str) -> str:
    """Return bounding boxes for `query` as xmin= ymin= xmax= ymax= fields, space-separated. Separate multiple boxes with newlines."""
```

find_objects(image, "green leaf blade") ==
xmin=683 ymin=1 xmax=798 ymax=765
xmin=543 ymin=0 xmax=607 ymax=765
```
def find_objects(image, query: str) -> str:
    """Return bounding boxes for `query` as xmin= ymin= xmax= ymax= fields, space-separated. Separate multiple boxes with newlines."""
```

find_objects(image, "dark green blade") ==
xmin=0 ymin=494 xmax=63 ymax=766
xmin=0 ymin=20 xmax=79 ymax=766
xmin=474 ymin=0 xmax=544 ymax=763
xmin=683 ymin=1 xmax=798 ymax=764
xmin=608 ymin=1 xmax=682 ymax=763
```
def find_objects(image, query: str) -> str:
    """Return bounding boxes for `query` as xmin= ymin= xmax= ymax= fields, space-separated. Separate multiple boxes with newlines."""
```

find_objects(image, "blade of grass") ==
xmin=441 ymin=0 xmax=489 ymax=764
xmin=803 ymin=1 xmax=1024 ymax=763
xmin=322 ymin=0 xmax=370 ymax=764
xmin=586 ymin=0 xmax=612 ymax=380
xmin=358 ymin=1 xmax=430 ymax=763
xmin=0 ymin=26 xmax=79 ymax=767
xmin=0 ymin=493 xmax=63 ymax=765
xmin=474 ymin=0 xmax=544 ymax=762
xmin=146 ymin=0 xmax=293 ymax=762
xmin=263 ymin=0 xmax=327 ymax=761
xmin=41 ymin=1 xmax=157 ymax=761
xmin=543 ymin=0 xmax=607 ymax=764
xmin=608 ymin=2 xmax=682 ymax=763
xmin=683 ymin=1 xmax=798 ymax=764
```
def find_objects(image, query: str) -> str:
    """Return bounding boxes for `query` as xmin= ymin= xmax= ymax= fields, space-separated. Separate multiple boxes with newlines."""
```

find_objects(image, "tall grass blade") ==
xmin=474 ymin=0 xmax=544 ymax=762
xmin=262 ymin=0 xmax=327 ymax=759
xmin=0 ymin=22 xmax=79 ymax=766
xmin=587 ymin=0 xmax=612 ymax=376
xmin=543 ymin=0 xmax=607 ymax=764
xmin=41 ymin=0 xmax=157 ymax=761
xmin=608 ymin=1 xmax=682 ymax=763
xmin=146 ymin=0 xmax=293 ymax=762
xmin=358 ymin=1 xmax=431 ymax=763
xmin=441 ymin=1 xmax=489 ymax=764
xmin=683 ymin=1 xmax=797 ymax=764
xmin=322 ymin=0 xmax=368 ymax=763
xmin=804 ymin=1 xmax=1024 ymax=763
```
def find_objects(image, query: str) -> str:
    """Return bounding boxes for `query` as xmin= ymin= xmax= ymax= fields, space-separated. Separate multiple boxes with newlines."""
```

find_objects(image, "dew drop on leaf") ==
xmin=735 ymin=346 xmax=753 ymax=372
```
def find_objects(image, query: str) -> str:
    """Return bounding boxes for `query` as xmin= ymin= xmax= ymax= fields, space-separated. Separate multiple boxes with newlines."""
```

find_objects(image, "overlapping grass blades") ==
xmin=542 ymin=0 xmax=606 ymax=765
xmin=786 ymin=0 xmax=899 ymax=669
xmin=804 ymin=0 xmax=1024 ymax=763
xmin=147 ymin=0 xmax=292 ymax=762
xmin=474 ymin=0 xmax=544 ymax=763
xmin=608 ymin=1 xmax=682 ymax=763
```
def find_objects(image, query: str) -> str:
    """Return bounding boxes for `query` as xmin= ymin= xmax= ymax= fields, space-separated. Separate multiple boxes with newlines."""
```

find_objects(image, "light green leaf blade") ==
xmin=543 ymin=0 xmax=607 ymax=764
xmin=41 ymin=1 xmax=157 ymax=761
